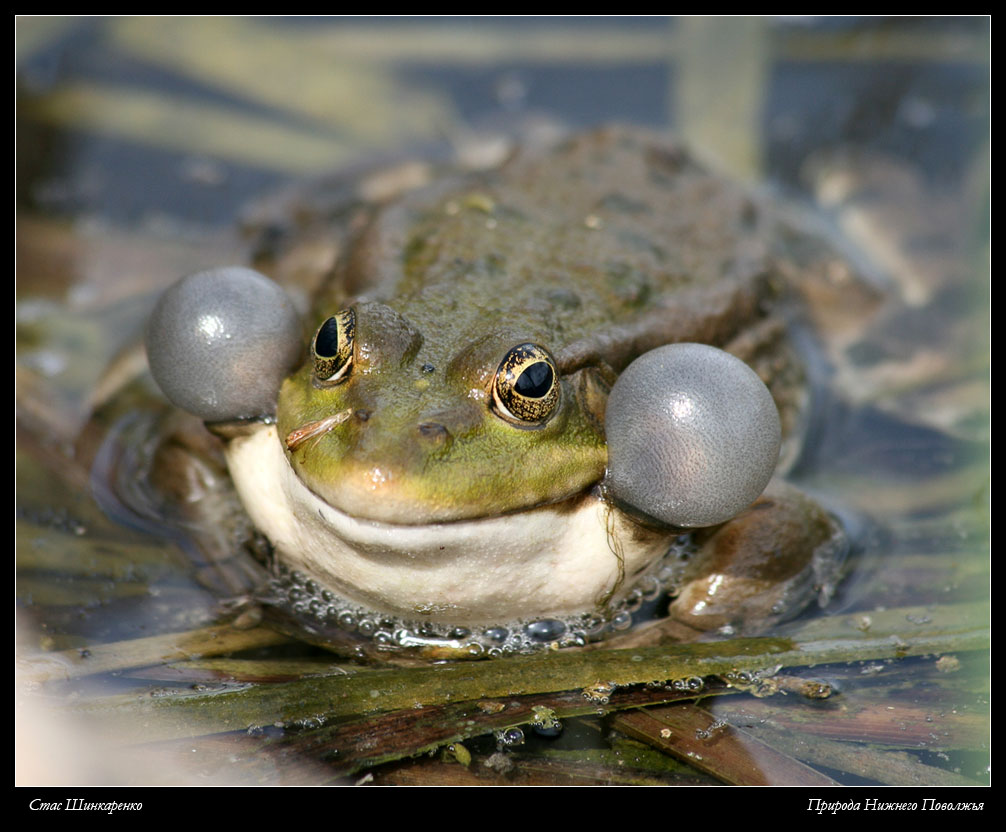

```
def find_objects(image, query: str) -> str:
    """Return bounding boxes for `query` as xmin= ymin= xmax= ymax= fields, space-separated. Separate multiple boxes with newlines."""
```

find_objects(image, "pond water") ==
xmin=16 ymin=17 xmax=989 ymax=787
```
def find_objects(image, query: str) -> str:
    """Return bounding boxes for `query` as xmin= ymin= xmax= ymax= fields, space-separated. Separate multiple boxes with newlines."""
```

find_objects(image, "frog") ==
xmin=144 ymin=126 xmax=855 ymax=656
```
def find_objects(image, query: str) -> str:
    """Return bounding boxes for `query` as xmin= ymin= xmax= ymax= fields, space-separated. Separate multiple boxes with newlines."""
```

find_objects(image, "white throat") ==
xmin=224 ymin=424 xmax=674 ymax=628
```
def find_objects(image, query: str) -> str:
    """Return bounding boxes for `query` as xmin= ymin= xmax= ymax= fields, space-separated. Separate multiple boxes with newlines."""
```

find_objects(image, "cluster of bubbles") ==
xmin=581 ymin=681 xmax=618 ymax=704
xmin=529 ymin=707 xmax=563 ymax=737
xmin=264 ymin=536 xmax=696 ymax=656
xmin=694 ymin=718 xmax=729 ymax=740
xmin=646 ymin=676 xmax=705 ymax=693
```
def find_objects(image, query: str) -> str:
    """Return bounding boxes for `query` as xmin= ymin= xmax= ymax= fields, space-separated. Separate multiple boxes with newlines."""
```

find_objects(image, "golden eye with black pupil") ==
xmin=312 ymin=308 xmax=355 ymax=383
xmin=492 ymin=343 xmax=560 ymax=425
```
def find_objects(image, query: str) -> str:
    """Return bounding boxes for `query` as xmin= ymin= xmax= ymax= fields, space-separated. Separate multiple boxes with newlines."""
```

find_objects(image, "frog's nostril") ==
xmin=354 ymin=409 xmax=372 ymax=422
xmin=417 ymin=422 xmax=450 ymax=444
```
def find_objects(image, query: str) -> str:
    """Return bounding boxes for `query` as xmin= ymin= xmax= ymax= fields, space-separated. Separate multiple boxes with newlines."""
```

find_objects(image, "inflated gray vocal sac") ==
xmin=145 ymin=266 xmax=302 ymax=422
xmin=604 ymin=343 xmax=781 ymax=528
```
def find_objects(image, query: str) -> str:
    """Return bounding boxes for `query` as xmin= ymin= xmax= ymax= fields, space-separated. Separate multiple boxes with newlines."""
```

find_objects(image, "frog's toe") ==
xmin=605 ymin=343 xmax=781 ymax=528
xmin=145 ymin=267 xmax=302 ymax=422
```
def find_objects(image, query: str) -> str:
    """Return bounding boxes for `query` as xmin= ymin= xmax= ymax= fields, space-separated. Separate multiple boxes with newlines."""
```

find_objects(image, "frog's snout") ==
xmin=286 ymin=413 xmax=454 ymax=455
xmin=604 ymin=343 xmax=781 ymax=529
xmin=145 ymin=267 xmax=302 ymax=423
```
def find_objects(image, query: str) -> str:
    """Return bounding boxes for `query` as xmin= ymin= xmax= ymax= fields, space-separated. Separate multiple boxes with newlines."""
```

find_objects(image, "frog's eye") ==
xmin=313 ymin=309 xmax=355 ymax=383
xmin=492 ymin=343 xmax=560 ymax=425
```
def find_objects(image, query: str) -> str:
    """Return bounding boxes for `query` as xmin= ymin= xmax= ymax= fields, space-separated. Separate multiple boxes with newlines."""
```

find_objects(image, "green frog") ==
xmin=145 ymin=127 xmax=854 ymax=655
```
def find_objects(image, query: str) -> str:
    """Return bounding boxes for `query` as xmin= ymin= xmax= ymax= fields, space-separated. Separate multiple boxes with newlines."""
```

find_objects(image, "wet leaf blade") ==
xmin=737 ymin=722 xmax=984 ymax=786
xmin=712 ymin=695 xmax=988 ymax=751
xmin=611 ymin=704 xmax=839 ymax=786
xmin=273 ymin=681 xmax=735 ymax=775
xmin=63 ymin=605 xmax=988 ymax=745
xmin=18 ymin=625 xmax=291 ymax=684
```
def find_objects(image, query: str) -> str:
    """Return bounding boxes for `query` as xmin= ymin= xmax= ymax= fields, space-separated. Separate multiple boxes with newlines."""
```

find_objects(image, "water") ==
xmin=16 ymin=16 xmax=989 ymax=787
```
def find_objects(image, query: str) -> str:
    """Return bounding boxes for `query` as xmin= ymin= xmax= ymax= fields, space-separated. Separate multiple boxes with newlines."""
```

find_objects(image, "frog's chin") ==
xmin=225 ymin=423 xmax=675 ymax=628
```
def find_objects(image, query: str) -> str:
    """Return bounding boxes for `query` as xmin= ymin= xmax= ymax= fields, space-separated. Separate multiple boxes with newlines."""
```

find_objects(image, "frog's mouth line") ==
xmin=278 ymin=409 xmax=598 ymax=528
xmin=275 ymin=393 xmax=607 ymax=526
xmin=222 ymin=423 xmax=675 ymax=627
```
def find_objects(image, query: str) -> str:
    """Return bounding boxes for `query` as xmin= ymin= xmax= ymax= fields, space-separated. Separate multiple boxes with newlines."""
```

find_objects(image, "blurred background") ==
xmin=15 ymin=15 xmax=990 ymax=414
xmin=17 ymin=17 xmax=988 ymax=220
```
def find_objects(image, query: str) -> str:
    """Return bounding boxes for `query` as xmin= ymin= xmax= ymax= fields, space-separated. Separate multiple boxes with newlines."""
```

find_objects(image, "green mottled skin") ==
xmin=276 ymin=127 xmax=794 ymax=525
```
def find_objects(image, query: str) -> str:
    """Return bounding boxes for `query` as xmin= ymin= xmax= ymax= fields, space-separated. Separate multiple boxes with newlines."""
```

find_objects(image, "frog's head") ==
xmin=147 ymin=267 xmax=780 ymax=534
xmin=276 ymin=300 xmax=608 ymax=524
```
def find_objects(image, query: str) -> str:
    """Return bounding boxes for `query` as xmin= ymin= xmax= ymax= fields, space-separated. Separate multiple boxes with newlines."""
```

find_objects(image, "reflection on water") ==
xmin=16 ymin=17 xmax=988 ymax=786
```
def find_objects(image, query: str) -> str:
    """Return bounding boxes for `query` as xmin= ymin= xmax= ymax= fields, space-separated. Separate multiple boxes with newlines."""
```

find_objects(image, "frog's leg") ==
xmin=668 ymin=479 xmax=847 ymax=634
xmin=145 ymin=410 xmax=272 ymax=598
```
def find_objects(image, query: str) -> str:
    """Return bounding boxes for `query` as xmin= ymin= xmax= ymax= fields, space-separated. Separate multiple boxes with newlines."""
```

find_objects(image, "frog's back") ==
xmin=320 ymin=127 xmax=784 ymax=374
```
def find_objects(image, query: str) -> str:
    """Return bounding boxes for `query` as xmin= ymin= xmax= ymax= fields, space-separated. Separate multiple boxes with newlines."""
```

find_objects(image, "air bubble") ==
xmin=611 ymin=611 xmax=633 ymax=631
xmin=337 ymin=612 xmax=356 ymax=630
xmin=484 ymin=627 xmax=508 ymax=643
xmin=657 ymin=565 xmax=677 ymax=582
xmin=496 ymin=727 xmax=525 ymax=748
xmin=524 ymin=619 xmax=567 ymax=641
xmin=638 ymin=576 xmax=661 ymax=601
xmin=358 ymin=619 xmax=376 ymax=636
xmin=622 ymin=588 xmax=644 ymax=613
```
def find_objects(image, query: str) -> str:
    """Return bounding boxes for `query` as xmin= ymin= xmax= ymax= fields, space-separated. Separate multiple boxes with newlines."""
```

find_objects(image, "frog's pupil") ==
xmin=516 ymin=362 xmax=553 ymax=398
xmin=315 ymin=317 xmax=341 ymax=357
